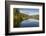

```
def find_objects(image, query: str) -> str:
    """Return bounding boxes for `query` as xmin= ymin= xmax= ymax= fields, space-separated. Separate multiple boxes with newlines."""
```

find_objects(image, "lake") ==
xmin=20 ymin=19 xmax=39 ymax=27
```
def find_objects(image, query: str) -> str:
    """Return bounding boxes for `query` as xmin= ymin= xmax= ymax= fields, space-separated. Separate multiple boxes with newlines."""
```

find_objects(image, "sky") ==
xmin=19 ymin=8 xmax=39 ymax=16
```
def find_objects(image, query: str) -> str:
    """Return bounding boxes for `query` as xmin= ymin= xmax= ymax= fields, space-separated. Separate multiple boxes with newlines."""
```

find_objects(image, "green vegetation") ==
xmin=13 ymin=8 xmax=39 ymax=27
xmin=13 ymin=8 xmax=23 ymax=27
xmin=29 ymin=15 xmax=39 ymax=20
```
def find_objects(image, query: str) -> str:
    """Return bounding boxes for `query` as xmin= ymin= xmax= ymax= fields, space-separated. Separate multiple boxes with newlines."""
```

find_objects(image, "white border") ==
xmin=9 ymin=5 xmax=43 ymax=33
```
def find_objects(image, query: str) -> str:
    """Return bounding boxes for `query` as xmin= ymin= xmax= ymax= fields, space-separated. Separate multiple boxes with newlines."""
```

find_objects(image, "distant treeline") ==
xmin=29 ymin=15 xmax=39 ymax=20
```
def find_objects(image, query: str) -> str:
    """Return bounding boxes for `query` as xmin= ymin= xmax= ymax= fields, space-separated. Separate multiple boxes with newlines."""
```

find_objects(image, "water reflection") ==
xmin=20 ymin=19 xmax=39 ymax=27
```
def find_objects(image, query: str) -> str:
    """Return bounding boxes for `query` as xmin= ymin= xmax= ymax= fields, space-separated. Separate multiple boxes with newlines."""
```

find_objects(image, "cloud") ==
xmin=19 ymin=9 xmax=39 ymax=16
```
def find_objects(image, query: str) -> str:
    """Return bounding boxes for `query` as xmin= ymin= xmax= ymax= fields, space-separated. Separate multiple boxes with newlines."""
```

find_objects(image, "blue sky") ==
xmin=19 ymin=8 xmax=39 ymax=15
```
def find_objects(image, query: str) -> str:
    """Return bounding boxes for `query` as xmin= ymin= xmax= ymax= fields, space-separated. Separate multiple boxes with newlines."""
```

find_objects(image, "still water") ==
xmin=20 ymin=19 xmax=39 ymax=27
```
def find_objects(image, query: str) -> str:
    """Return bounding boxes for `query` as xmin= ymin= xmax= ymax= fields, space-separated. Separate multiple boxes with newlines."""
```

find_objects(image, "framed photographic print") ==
xmin=5 ymin=1 xmax=45 ymax=35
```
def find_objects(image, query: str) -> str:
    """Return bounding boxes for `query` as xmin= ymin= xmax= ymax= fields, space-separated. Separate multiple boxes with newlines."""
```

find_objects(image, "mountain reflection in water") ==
xmin=20 ymin=19 xmax=39 ymax=27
